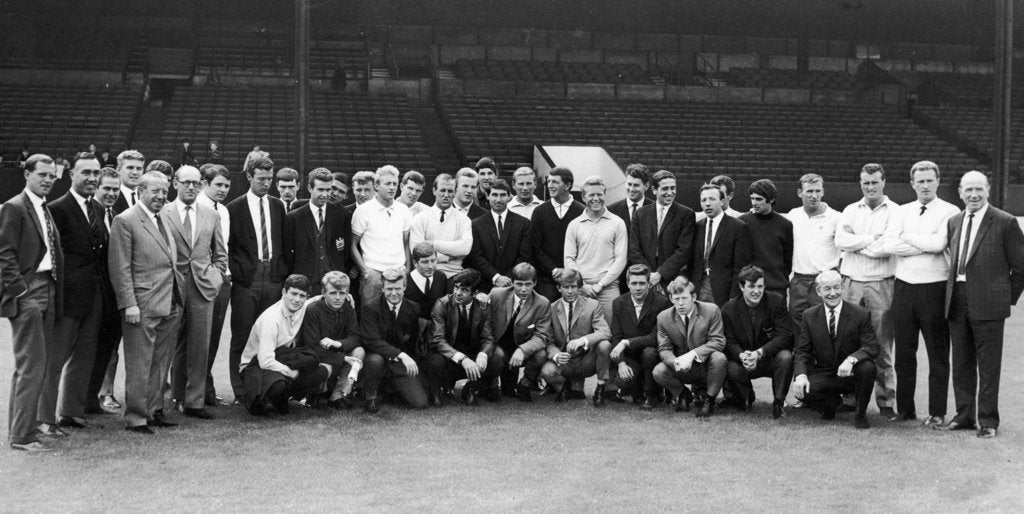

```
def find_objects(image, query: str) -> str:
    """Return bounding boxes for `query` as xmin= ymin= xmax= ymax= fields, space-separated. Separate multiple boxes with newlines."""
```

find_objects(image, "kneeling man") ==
xmin=609 ymin=264 xmax=672 ymax=408
xmin=793 ymin=270 xmax=879 ymax=429
xmin=489 ymin=262 xmax=552 ymax=402
xmin=298 ymin=271 xmax=364 ymax=408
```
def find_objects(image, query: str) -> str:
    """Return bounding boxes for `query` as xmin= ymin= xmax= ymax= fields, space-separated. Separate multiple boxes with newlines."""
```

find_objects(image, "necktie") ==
xmin=630 ymin=202 xmax=637 ymax=222
xmin=42 ymin=201 xmax=58 ymax=278
xmin=567 ymin=301 xmax=574 ymax=330
xmin=497 ymin=213 xmax=504 ymax=236
xmin=704 ymin=217 xmax=714 ymax=260
xmin=154 ymin=212 xmax=169 ymax=245
xmin=957 ymin=213 xmax=974 ymax=276
xmin=682 ymin=314 xmax=689 ymax=339
xmin=828 ymin=307 xmax=837 ymax=342
xmin=392 ymin=304 xmax=400 ymax=323
xmin=259 ymin=198 xmax=270 ymax=260
xmin=106 ymin=208 xmax=114 ymax=230
xmin=317 ymin=207 xmax=324 ymax=231
xmin=183 ymin=205 xmax=193 ymax=246
xmin=919 ymin=205 xmax=927 ymax=216
xmin=459 ymin=305 xmax=469 ymax=328
xmin=440 ymin=209 xmax=446 ymax=223
xmin=657 ymin=206 xmax=665 ymax=233
xmin=131 ymin=192 xmax=137 ymax=206
xmin=85 ymin=198 xmax=96 ymax=228
xmin=286 ymin=201 xmax=292 ymax=212
xmin=213 ymin=202 xmax=218 ymax=211
xmin=634 ymin=302 xmax=642 ymax=320
xmin=512 ymin=299 xmax=522 ymax=323
xmin=424 ymin=275 xmax=431 ymax=293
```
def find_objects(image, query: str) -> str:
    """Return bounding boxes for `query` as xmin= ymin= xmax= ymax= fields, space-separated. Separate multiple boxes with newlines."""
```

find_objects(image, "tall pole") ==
xmin=295 ymin=0 xmax=310 ymax=178
xmin=992 ymin=0 xmax=1012 ymax=209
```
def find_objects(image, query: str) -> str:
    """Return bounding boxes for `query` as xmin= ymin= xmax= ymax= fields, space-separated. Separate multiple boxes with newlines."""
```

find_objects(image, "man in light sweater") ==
xmin=410 ymin=174 xmax=472 ymax=278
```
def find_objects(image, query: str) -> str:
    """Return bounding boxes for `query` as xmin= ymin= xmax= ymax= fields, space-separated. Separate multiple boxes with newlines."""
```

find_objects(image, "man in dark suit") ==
xmin=530 ymin=167 xmax=585 ymax=300
xmin=609 ymin=264 xmax=672 ymax=408
xmin=108 ymin=171 xmax=184 ymax=434
xmin=196 ymin=164 xmax=232 ymax=406
xmin=283 ymin=168 xmax=350 ymax=296
xmin=608 ymin=164 xmax=651 ymax=294
xmin=793 ymin=270 xmax=879 ymax=429
xmin=362 ymin=268 xmax=431 ymax=411
xmin=453 ymin=168 xmax=489 ymax=220
xmin=629 ymin=170 xmax=696 ymax=293
xmin=427 ymin=269 xmax=502 ymax=405
xmin=163 ymin=165 xmax=228 ymax=420
xmin=940 ymin=171 xmax=1024 ymax=438
xmin=40 ymin=153 xmax=106 ymax=434
xmin=540 ymin=269 xmax=612 ymax=406
xmin=488 ymin=263 xmax=551 ymax=402
xmin=85 ymin=169 xmax=124 ymax=414
xmin=652 ymin=277 xmax=727 ymax=418
xmin=721 ymin=265 xmax=793 ymax=419
xmin=226 ymin=156 xmax=287 ymax=403
xmin=1 ymin=154 xmax=64 ymax=451
xmin=466 ymin=179 xmax=531 ymax=294
xmin=692 ymin=183 xmax=752 ymax=306
xmin=274 ymin=167 xmax=302 ymax=212
xmin=405 ymin=242 xmax=448 ymax=321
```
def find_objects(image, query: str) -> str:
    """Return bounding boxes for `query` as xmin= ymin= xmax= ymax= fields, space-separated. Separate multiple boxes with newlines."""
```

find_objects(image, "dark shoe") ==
xmin=854 ymin=416 xmax=871 ymax=429
xmin=567 ymin=389 xmax=586 ymax=400
xmin=11 ymin=441 xmax=53 ymax=451
xmin=747 ymin=390 xmax=756 ymax=409
xmin=183 ymin=408 xmax=215 ymax=420
xmin=327 ymin=393 xmax=355 ymax=410
xmin=879 ymin=407 xmax=897 ymax=421
xmin=936 ymin=420 xmax=976 ymax=431
xmin=501 ymin=387 xmax=519 ymax=399
xmin=148 ymin=411 xmax=178 ymax=427
xmin=721 ymin=397 xmax=747 ymax=412
xmin=772 ymin=400 xmax=786 ymax=419
xmin=977 ymin=427 xmax=997 ymax=438
xmin=696 ymin=397 xmax=716 ymax=418
xmin=610 ymin=390 xmax=628 ymax=403
xmin=363 ymin=399 xmax=380 ymax=413
xmin=692 ymin=393 xmax=705 ymax=412
xmin=673 ymin=393 xmax=692 ymax=413
xmin=922 ymin=416 xmax=944 ymax=428
xmin=820 ymin=404 xmax=837 ymax=421
xmin=37 ymin=423 xmax=68 ymax=439
xmin=125 ymin=425 xmax=154 ymax=435
xmin=482 ymin=387 xmax=501 ymax=403
xmin=461 ymin=386 xmax=479 ymax=406
xmin=836 ymin=404 xmax=856 ymax=414
xmin=641 ymin=396 xmax=657 ymax=410
xmin=555 ymin=385 xmax=569 ymax=403
xmin=205 ymin=395 xmax=228 ymax=407
xmin=516 ymin=383 xmax=533 ymax=403
xmin=58 ymin=417 xmax=94 ymax=429
xmin=593 ymin=384 xmax=606 ymax=408
xmin=427 ymin=392 xmax=443 ymax=407
xmin=893 ymin=412 xmax=917 ymax=422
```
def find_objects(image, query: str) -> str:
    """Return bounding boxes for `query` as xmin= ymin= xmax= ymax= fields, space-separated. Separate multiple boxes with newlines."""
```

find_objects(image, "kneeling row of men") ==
xmin=239 ymin=260 xmax=879 ymax=429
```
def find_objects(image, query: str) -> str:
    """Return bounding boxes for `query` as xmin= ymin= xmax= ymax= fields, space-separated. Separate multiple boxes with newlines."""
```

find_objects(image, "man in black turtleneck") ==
xmin=739 ymin=179 xmax=793 ymax=299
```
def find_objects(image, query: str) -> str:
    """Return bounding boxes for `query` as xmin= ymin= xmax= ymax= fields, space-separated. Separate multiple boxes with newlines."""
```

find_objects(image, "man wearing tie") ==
xmin=275 ymin=167 xmax=302 ymax=212
xmin=410 ymin=174 xmax=472 ymax=279
xmin=692 ymin=184 xmax=752 ymax=306
xmin=609 ymin=264 xmax=672 ymax=408
xmin=609 ymin=163 xmax=651 ymax=294
xmin=1 ymin=154 xmax=64 ymax=451
xmin=939 ymin=171 xmax=1024 ymax=438
xmin=108 ymin=171 xmax=184 ymax=434
xmin=488 ymin=263 xmax=551 ymax=402
xmin=163 ymin=165 xmax=228 ymax=420
xmin=196 ymin=164 xmax=232 ymax=406
xmin=85 ymin=169 xmax=124 ymax=415
xmin=283 ymin=168 xmax=350 ymax=295
xmin=226 ymin=156 xmax=287 ymax=404
xmin=466 ymin=179 xmax=532 ymax=294
xmin=405 ymin=243 xmax=448 ymax=321
xmin=628 ymin=170 xmax=697 ymax=293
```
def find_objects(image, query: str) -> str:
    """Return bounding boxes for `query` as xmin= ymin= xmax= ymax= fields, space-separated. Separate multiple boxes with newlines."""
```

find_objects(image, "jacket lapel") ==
xmin=303 ymin=207 xmax=318 ymax=247
xmin=136 ymin=205 xmax=173 ymax=260
xmin=659 ymin=204 xmax=676 ymax=237
xmin=948 ymin=213 xmax=963 ymax=275
xmin=966 ymin=208 xmax=995 ymax=265
xmin=164 ymin=206 xmax=190 ymax=250
xmin=21 ymin=192 xmax=46 ymax=244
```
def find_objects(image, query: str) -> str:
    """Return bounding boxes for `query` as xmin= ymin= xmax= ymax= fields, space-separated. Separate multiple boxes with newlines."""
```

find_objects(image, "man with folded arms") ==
xmin=410 ymin=173 xmax=472 ymax=279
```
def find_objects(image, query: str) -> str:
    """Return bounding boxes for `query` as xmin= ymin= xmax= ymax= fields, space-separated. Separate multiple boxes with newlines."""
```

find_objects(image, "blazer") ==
xmin=161 ymin=202 xmax=228 ymax=301
xmin=546 ymin=296 xmax=611 ymax=356
xmin=49 ymin=192 xmax=107 ymax=317
xmin=108 ymin=203 xmax=184 ymax=318
xmin=461 ymin=202 xmax=489 ymax=221
xmin=691 ymin=214 xmax=752 ymax=305
xmin=465 ymin=210 xmax=531 ymax=290
xmin=721 ymin=291 xmax=793 ymax=362
xmin=112 ymin=191 xmax=133 ymax=215
xmin=488 ymin=286 xmax=551 ymax=356
xmin=656 ymin=301 xmax=726 ymax=366
xmin=609 ymin=291 xmax=672 ymax=349
xmin=285 ymin=199 xmax=309 ymax=212
xmin=944 ymin=205 xmax=1024 ymax=320
xmin=794 ymin=301 xmax=879 ymax=377
xmin=405 ymin=271 xmax=449 ymax=321
xmin=629 ymin=201 xmax=697 ymax=286
xmin=283 ymin=203 xmax=351 ymax=279
xmin=226 ymin=193 xmax=286 ymax=288
xmin=361 ymin=295 xmax=427 ymax=360
xmin=430 ymin=294 xmax=496 ymax=358
xmin=530 ymin=200 xmax=585 ymax=278
xmin=0 ymin=192 xmax=65 ymax=318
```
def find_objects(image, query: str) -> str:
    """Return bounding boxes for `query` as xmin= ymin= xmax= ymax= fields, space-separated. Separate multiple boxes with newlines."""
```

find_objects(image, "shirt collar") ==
xmin=138 ymin=201 xmax=159 ymax=220
xmin=120 ymin=185 xmax=136 ymax=200
xmin=513 ymin=195 xmax=542 ymax=207
xmin=857 ymin=196 xmax=892 ymax=211
xmin=581 ymin=208 xmax=611 ymax=223
xmin=628 ymin=198 xmax=644 ymax=209
xmin=826 ymin=301 xmax=843 ymax=317
xmin=966 ymin=203 xmax=988 ymax=220
xmin=196 ymin=193 xmax=215 ymax=208
xmin=246 ymin=191 xmax=266 ymax=205
xmin=491 ymin=209 xmax=506 ymax=223
xmin=174 ymin=198 xmax=195 ymax=214
xmin=69 ymin=188 xmax=90 ymax=207
xmin=551 ymin=197 xmax=573 ymax=209
xmin=24 ymin=188 xmax=46 ymax=207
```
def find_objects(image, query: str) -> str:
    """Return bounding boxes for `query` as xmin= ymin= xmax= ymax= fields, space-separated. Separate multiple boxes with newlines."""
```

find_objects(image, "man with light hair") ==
xmin=113 ymin=150 xmax=145 ymax=213
xmin=297 ymin=271 xmax=364 ymax=408
xmin=346 ymin=171 xmax=377 ymax=214
xmin=785 ymin=173 xmax=841 ymax=330
xmin=453 ymin=167 xmax=487 ymax=220
xmin=410 ymin=174 xmax=472 ymax=278
xmin=351 ymin=165 xmax=412 ymax=305
xmin=398 ymin=170 xmax=429 ymax=216
xmin=565 ymin=175 xmax=628 ymax=325
xmin=507 ymin=167 xmax=543 ymax=220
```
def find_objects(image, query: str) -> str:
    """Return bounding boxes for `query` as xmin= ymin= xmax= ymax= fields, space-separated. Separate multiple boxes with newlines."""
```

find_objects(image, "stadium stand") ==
xmin=454 ymin=59 xmax=652 ymax=84
xmin=726 ymin=68 xmax=860 ymax=91
xmin=915 ymin=105 xmax=1019 ymax=179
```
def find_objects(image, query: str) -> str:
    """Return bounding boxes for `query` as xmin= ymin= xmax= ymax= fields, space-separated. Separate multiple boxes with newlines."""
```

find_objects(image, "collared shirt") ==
xmin=239 ymin=298 xmax=312 ymax=374
xmin=956 ymin=203 xmax=988 ymax=282
xmin=551 ymin=197 xmax=574 ymax=219
xmin=310 ymin=203 xmax=325 ymax=230
xmin=69 ymin=188 xmax=93 ymax=221
xmin=564 ymin=209 xmax=628 ymax=288
xmin=883 ymin=198 xmax=959 ymax=284
xmin=631 ymin=298 xmax=644 ymax=320
xmin=695 ymin=206 xmax=743 ymax=223
xmin=410 ymin=268 xmax=434 ymax=293
xmin=173 ymin=198 xmax=198 ymax=246
xmin=407 ymin=201 xmax=429 ymax=217
xmin=245 ymin=191 xmax=274 ymax=259
xmin=452 ymin=200 xmax=473 ymax=218
xmin=627 ymin=197 xmax=646 ymax=223
xmin=508 ymin=195 xmax=543 ymax=220
xmin=825 ymin=300 xmax=843 ymax=333
xmin=196 ymin=193 xmax=230 ymax=249
xmin=410 ymin=204 xmax=472 ymax=278
xmin=704 ymin=210 xmax=725 ymax=247
xmin=352 ymin=197 xmax=411 ymax=272
xmin=24 ymin=189 xmax=55 ymax=272
xmin=785 ymin=204 xmax=841 ymax=275
xmin=120 ymin=185 xmax=138 ymax=207
xmin=835 ymin=196 xmax=898 ymax=281
xmin=491 ymin=209 xmax=507 ymax=233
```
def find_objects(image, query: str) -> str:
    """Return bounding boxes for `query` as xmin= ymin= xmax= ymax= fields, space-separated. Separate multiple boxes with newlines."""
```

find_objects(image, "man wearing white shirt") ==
xmin=351 ymin=165 xmax=412 ymax=306
xmin=410 ymin=174 xmax=472 ymax=278
xmin=113 ymin=149 xmax=145 ymax=214
xmin=452 ymin=168 xmax=487 ymax=220
xmin=785 ymin=174 xmax=841 ymax=328
xmin=696 ymin=174 xmax=744 ymax=221
xmin=87 ymin=169 xmax=125 ymax=415
xmin=835 ymin=163 xmax=899 ymax=419
xmin=507 ymin=167 xmax=543 ymax=221
xmin=197 ymin=164 xmax=232 ymax=405
xmin=398 ymin=170 xmax=429 ymax=216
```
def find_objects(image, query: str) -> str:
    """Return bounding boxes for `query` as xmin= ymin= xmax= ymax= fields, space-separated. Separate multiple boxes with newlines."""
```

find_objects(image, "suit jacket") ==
xmin=161 ymin=202 xmax=228 ymax=301
xmin=944 ymin=205 xmax=1024 ymax=320
xmin=0 ymin=192 xmax=65 ymax=318
xmin=283 ymin=203 xmax=351 ymax=281
xmin=361 ymin=296 xmax=427 ymax=360
xmin=461 ymin=202 xmax=489 ymax=221
xmin=285 ymin=199 xmax=308 ymax=212
xmin=656 ymin=301 xmax=726 ymax=366
xmin=430 ymin=294 xmax=496 ymax=358
xmin=108 ymin=203 xmax=184 ymax=318
xmin=113 ymin=193 xmax=131 ymax=215
xmin=721 ymin=291 xmax=793 ymax=362
xmin=691 ymin=214 xmax=752 ymax=305
xmin=50 ymin=192 xmax=107 ymax=317
xmin=530 ymin=200 xmax=585 ymax=278
xmin=610 ymin=292 xmax=672 ymax=349
xmin=405 ymin=272 xmax=448 ymax=321
xmin=488 ymin=286 xmax=551 ymax=356
xmin=466 ymin=210 xmax=531 ymax=290
xmin=629 ymin=202 xmax=696 ymax=286
xmin=794 ymin=301 xmax=879 ymax=376
xmin=226 ymin=193 xmax=286 ymax=288
xmin=546 ymin=296 xmax=611 ymax=356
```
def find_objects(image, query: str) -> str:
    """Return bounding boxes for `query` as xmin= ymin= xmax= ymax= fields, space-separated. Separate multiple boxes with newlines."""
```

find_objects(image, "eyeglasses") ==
xmin=177 ymin=180 xmax=202 ymax=188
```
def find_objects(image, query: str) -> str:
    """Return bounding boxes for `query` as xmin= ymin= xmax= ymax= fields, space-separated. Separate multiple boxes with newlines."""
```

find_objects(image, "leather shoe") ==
xmin=977 ymin=427 xmax=997 ymax=438
xmin=893 ymin=412 xmax=917 ymax=422
xmin=205 ymin=395 xmax=228 ymax=407
xmin=501 ymin=387 xmax=519 ymax=399
xmin=427 ymin=392 xmax=443 ymax=407
xmin=820 ymin=405 xmax=837 ymax=421
xmin=593 ymin=384 xmax=606 ymax=407
xmin=922 ymin=416 xmax=944 ymax=428
xmin=125 ymin=425 xmax=154 ymax=435
xmin=482 ymin=387 xmax=501 ymax=403
xmin=58 ymin=417 xmax=93 ymax=429
xmin=100 ymin=395 xmax=122 ymax=410
xmin=566 ymin=389 xmax=586 ymax=400
xmin=673 ymin=393 xmax=691 ymax=413
xmin=327 ymin=393 xmax=354 ymax=410
xmin=854 ymin=416 xmax=871 ymax=429
xmin=11 ymin=441 xmax=53 ymax=452
xmin=772 ymin=400 xmax=786 ymax=419
xmin=183 ymin=408 xmax=215 ymax=420
xmin=516 ymin=383 xmax=533 ymax=403
xmin=936 ymin=420 xmax=976 ymax=431
xmin=37 ymin=423 xmax=68 ymax=438
xmin=148 ymin=411 xmax=178 ymax=427
xmin=879 ymin=406 xmax=897 ymax=421
xmin=695 ymin=397 xmax=716 ymax=418
xmin=363 ymin=399 xmax=380 ymax=413
xmin=555 ymin=385 xmax=569 ymax=403
xmin=461 ymin=386 xmax=479 ymax=406
xmin=610 ymin=390 xmax=628 ymax=403
xmin=641 ymin=396 xmax=656 ymax=410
